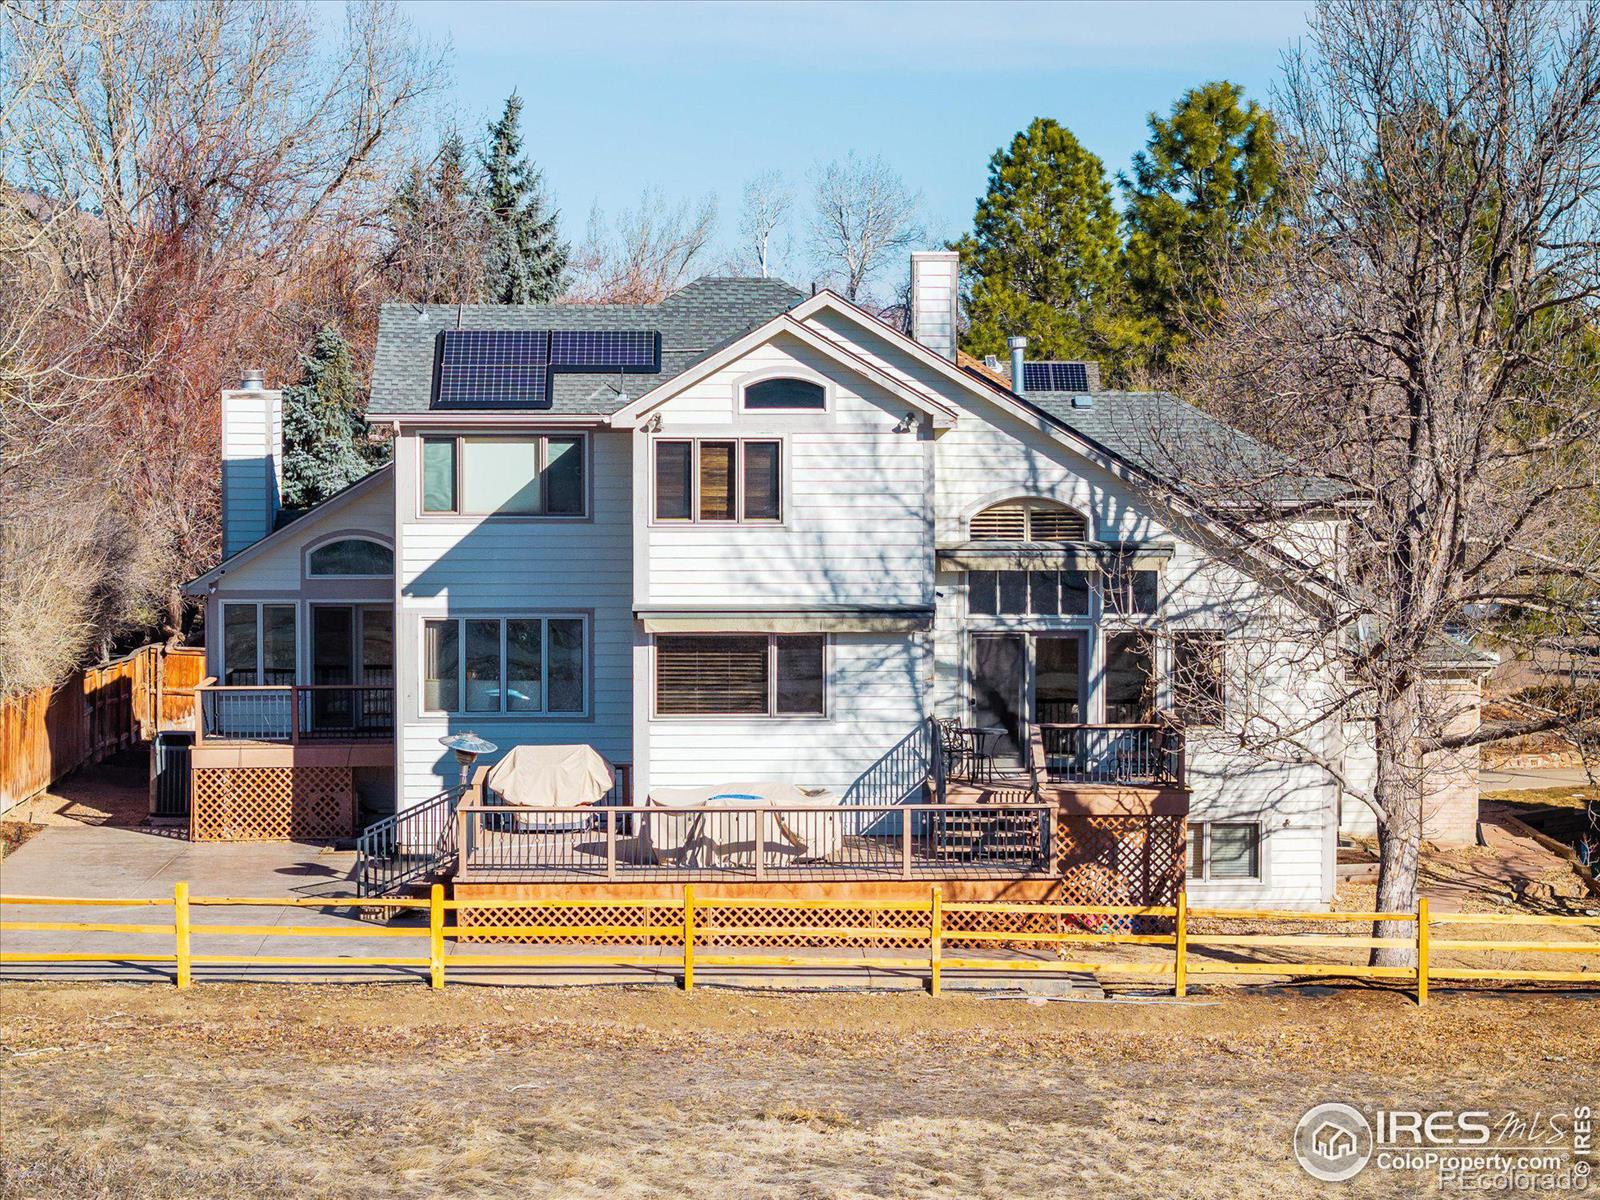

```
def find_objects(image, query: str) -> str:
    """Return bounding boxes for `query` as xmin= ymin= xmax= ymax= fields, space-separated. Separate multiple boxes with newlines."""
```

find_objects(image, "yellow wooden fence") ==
xmin=2 ymin=887 xmax=1596 ymax=1004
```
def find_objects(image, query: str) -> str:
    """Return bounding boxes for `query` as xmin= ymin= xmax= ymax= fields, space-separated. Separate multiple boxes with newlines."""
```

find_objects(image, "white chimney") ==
xmin=220 ymin=370 xmax=283 ymax=558
xmin=910 ymin=250 xmax=959 ymax=361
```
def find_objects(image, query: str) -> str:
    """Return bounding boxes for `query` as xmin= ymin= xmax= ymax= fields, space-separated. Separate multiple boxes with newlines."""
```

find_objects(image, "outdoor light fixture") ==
xmin=894 ymin=411 xmax=918 ymax=433
xmin=439 ymin=730 xmax=498 ymax=791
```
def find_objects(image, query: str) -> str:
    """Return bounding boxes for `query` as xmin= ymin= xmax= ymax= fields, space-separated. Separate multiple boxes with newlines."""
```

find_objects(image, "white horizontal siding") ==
xmin=642 ymin=632 xmax=927 ymax=798
xmin=213 ymin=472 xmax=393 ymax=593
xmin=641 ymin=334 xmax=931 ymax=608
xmin=394 ymin=430 xmax=634 ymax=808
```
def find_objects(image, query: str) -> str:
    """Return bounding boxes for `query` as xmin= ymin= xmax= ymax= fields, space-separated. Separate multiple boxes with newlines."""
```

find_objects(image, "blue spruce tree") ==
xmin=483 ymin=93 xmax=568 ymax=303
xmin=279 ymin=326 xmax=386 ymax=510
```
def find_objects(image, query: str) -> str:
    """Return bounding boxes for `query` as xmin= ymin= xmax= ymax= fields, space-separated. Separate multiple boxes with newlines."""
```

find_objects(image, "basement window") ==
xmin=1187 ymin=822 xmax=1262 ymax=882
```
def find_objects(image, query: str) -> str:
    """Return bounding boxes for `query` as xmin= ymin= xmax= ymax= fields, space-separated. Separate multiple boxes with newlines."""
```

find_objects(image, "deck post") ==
xmin=929 ymin=885 xmax=943 ymax=997
xmin=1416 ymin=896 xmax=1430 ymax=1007
xmin=174 ymin=881 xmax=191 ymax=989
xmin=1174 ymin=889 xmax=1187 ymax=998
xmin=682 ymin=884 xmax=696 ymax=991
xmin=429 ymin=883 xmax=446 ymax=990
xmin=605 ymin=809 xmax=617 ymax=882
xmin=901 ymin=810 xmax=913 ymax=879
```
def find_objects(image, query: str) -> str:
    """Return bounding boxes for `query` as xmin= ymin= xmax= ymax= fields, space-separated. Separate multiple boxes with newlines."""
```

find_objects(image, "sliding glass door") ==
xmin=970 ymin=632 xmax=1087 ymax=763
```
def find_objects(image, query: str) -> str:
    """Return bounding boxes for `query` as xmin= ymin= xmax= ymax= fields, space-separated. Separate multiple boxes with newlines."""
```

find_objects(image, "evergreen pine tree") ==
xmin=1122 ymin=81 xmax=1282 ymax=367
xmin=954 ymin=118 xmax=1152 ymax=383
xmin=482 ymin=93 xmax=568 ymax=303
xmin=280 ymin=326 xmax=386 ymax=510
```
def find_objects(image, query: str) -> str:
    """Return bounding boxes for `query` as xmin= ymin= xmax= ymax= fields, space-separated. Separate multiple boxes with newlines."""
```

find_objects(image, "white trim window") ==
xmin=653 ymin=438 xmax=781 ymax=523
xmin=741 ymin=376 xmax=826 ymax=411
xmin=654 ymin=633 xmax=826 ymax=717
xmin=420 ymin=434 xmax=586 ymax=517
xmin=221 ymin=602 xmax=296 ymax=686
xmin=306 ymin=537 xmax=394 ymax=577
xmin=1172 ymin=631 xmax=1226 ymax=727
xmin=1187 ymin=821 xmax=1262 ymax=882
xmin=422 ymin=615 xmax=587 ymax=715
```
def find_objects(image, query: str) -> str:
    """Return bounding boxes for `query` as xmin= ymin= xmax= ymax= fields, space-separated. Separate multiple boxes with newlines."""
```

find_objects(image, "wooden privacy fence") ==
xmin=2 ymin=889 xmax=1596 ymax=1003
xmin=0 ymin=644 xmax=203 ymax=812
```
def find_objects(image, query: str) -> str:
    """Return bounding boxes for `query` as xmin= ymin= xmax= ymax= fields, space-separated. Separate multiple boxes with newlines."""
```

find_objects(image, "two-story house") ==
xmin=183 ymin=252 xmax=1488 ymax=912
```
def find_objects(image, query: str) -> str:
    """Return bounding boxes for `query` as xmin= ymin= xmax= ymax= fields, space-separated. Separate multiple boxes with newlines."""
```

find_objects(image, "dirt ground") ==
xmin=2 ymin=984 xmax=1595 ymax=1200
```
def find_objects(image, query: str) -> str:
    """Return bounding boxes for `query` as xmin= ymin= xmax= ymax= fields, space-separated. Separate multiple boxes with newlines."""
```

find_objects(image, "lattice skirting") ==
xmin=455 ymin=814 xmax=1187 ymax=946
xmin=453 ymin=901 xmax=1071 ymax=949
xmin=190 ymin=766 xmax=356 ymax=842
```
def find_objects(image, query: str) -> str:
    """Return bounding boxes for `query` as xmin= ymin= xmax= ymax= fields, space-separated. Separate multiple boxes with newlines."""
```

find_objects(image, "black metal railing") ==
xmin=297 ymin=686 xmax=394 ymax=741
xmin=1037 ymin=723 xmax=1184 ymax=787
xmin=196 ymin=683 xmax=394 ymax=744
xmin=355 ymin=785 xmax=464 ymax=898
xmin=842 ymin=719 xmax=943 ymax=807
xmin=456 ymin=800 xmax=1054 ymax=882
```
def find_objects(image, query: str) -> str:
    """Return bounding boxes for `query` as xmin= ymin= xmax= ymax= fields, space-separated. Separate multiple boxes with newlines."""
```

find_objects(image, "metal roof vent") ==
xmin=1072 ymin=393 xmax=1094 ymax=409
xmin=240 ymin=369 xmax=265 ymax=391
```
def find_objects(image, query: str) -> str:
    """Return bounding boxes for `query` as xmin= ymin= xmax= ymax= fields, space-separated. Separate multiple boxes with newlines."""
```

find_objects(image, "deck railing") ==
xmin=196 ymin=681 xmax=395 ymax=744
xmin=1035 ymin=722 xmax=1185 ymax=787
xmin=355 ymin=785 xmax=464 ymax=898
xmin=456 ymin=801 xmax=1055 ymax=882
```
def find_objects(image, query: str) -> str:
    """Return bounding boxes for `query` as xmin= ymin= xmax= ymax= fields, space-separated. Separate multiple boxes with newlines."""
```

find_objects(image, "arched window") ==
xmin=969 ymin=499 xmax=1088 ymax=542
xmin=307 ymin=538 xmax=393 ymax=577
xmin=742 ymin=378 xmax=826 ymax=410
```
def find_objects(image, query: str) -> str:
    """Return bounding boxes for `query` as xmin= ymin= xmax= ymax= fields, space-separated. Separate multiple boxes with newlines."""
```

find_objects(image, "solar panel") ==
xmin=550 ymin=330 xmax=660 ymax=373
xmin=1023 ymin=361 xmax=1091 ymax=393
xmin=434 ymin=330 xmax=551 ymax=408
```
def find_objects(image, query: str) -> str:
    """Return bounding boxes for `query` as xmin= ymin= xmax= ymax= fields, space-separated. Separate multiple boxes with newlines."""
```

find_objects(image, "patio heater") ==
xmin=439 ymin=731 xmax=498 ymax=792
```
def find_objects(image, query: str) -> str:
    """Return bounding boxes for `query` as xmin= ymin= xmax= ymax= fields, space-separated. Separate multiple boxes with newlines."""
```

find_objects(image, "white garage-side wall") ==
xmin=393 ymin=428 xmax=634 ymax=809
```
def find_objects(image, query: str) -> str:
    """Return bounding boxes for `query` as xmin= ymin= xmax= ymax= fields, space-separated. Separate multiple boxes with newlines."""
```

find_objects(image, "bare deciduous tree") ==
xmin=0 ymin=0 xmax=442 ymax=696
xmin=735 ymin=170 xmax=793 ymax=280
xmin=569 ymin=189 xmax=718 ymax=304
xmin=1143 ymin=0 xmax=1600 ymax=964
xmin=809 ymin=152 xmax=922 ymax=303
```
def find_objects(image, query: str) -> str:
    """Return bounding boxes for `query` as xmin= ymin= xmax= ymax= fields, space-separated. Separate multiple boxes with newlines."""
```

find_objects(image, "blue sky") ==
xmin=399 ymin=0 xmax=1312 ymax=286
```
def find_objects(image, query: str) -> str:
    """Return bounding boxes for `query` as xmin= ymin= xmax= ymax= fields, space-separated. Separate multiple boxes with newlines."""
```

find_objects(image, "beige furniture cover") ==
xmin=485 ymin=745 xmax=614 ymax=831
xmin=641 ymin=782 xmax=843 ymax=868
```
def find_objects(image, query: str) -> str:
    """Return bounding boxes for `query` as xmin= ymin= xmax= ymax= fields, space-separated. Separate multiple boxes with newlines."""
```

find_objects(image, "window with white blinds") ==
xmin=654 ymin=634 xmax=825 ymax=716
xmin=1187 ymin=822 xmax=1262 ymax=881
xmin=969 ymin=500 xmax=1088 ymax=541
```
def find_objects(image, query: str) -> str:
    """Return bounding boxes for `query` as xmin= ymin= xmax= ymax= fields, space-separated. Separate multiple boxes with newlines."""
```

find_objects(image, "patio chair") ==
xmin=935 ymin=718 xmax=975 ymax=784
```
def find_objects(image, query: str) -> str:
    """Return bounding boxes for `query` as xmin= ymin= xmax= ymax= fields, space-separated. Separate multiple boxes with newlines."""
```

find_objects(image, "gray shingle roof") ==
xmin=370 ymin=277 xmax=806 ymax=415
xmin=1022 ymin=390 xmax=1347 ymax=504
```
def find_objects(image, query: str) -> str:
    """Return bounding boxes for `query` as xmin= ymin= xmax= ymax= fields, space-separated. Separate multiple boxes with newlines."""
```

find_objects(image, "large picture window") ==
xmin=422 ymin=615 xmax=587 ymax=715
xmin=419 ymin=435 xmax=585 ymax=517
xmin=655 ymin=634 xmax=825 ymax=716
xmin=221 ymin=603 xmax=296 ymax=686
xmin=653 ymin=439 xmax=781 ymax=523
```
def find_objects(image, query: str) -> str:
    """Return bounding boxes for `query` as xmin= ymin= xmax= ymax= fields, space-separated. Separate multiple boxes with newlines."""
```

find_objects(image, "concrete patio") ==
xmin=0 ymin=819 xmax=1097 ymax=994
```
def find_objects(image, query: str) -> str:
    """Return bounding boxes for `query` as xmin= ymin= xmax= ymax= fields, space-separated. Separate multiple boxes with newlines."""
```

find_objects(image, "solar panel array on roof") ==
xmin=550 ymin=330 xmax=660 ymax=373
xmin=1023 ymin=361 xmax=1091 ymax=393
xmin=435 ymin=330 xmax=551 ymax=408
xmin=432 ymin=329 xmax=663 ymax=407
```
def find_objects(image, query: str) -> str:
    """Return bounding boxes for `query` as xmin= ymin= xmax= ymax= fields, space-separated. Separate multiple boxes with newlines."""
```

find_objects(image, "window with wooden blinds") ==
xmin=656 ymin=635 xmax=769 ymax=715
xmin=698 ymin=442 xmax=736 ymax=521
xmin=969 ymin=500 xmax=1087 ymax=541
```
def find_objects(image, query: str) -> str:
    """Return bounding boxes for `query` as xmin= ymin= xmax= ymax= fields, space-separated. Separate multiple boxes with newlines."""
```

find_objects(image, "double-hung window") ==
xmin=655 ymin=634 xmax=825 ymax=716
xmin=1187 ymin=822 xmax=1262 ymax=881
xmin=221 ymin=603 xmax=296 ymax=686
xmin=654 ymin=439 xmax=781 ymax=522
xmin=422 ymin=616 xmax=587 ymax=715
xmin=421 ymin=435 xmax=585 ymax=517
